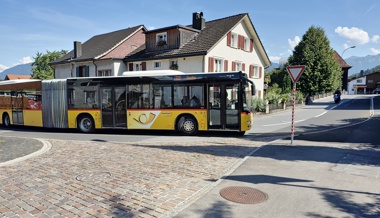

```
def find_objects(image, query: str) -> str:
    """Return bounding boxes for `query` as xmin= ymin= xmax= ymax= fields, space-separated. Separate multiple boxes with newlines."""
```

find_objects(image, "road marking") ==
xmin=315 ymin=111 xmax=327 ymax=118
xmin=262 ymin=119 xmax=306 ymax=127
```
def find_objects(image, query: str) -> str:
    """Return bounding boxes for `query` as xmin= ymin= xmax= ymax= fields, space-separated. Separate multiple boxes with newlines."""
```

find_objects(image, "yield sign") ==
xmin=286 ymin=65 xmax=306 ymax=83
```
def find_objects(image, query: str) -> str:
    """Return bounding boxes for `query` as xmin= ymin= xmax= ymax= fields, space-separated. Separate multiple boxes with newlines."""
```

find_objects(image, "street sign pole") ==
xmin=291 ymin=82 xmax=296 ymax=144
xmin=286 ymin=65 xmax=306 ymax=145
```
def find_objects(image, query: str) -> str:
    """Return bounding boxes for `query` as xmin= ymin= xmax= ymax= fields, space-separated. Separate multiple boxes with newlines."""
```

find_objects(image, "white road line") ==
xmin=315 ymin=111 xmax=327 ymax=118
xmin=262 ymin=119 xmax=306 ymax=127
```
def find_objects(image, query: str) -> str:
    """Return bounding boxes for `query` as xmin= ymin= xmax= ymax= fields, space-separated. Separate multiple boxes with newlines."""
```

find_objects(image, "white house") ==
xmin=124 ymin=12 xmax=271 ymax=98
xmin=347 ymin=76 xmax=366 ymax=94
xmin=50 ymin=25 xmax=146 ymax=78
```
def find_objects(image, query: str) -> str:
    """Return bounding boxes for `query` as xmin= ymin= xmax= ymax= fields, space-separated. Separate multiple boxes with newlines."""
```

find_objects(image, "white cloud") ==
xmin=370 ymin=48 xmax=380 ymax=55
xmin=0 ymin=64 xmax=9 ymax=73
xmin=288 ymin=36 xmax=301 ymax=49
xmin=147 ymin=26 xmax=155 ymax=30
xmin=371 ymin=35 xmax=380 ymax=43
xmin=335 ymin=26 xmax=370 ymax=45
xmin=19 ymin=56 xmax=33 ymax=64
xmin=269 ymin=56 xmax=281 ymax=63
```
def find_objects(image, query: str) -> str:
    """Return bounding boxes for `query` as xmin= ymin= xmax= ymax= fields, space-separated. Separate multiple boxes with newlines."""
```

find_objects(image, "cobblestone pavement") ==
xmin=0 ymin=137 xmax=269 ymax=218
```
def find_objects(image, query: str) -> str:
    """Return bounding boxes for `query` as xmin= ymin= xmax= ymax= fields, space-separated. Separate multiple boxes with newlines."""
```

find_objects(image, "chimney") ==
xmin=192 ymin=12 xmax=205 ymax=30
xmin=74 ymin=41 xmax=82 ymax=58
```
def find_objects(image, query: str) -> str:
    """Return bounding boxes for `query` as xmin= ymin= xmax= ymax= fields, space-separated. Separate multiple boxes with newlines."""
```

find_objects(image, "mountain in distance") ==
xmin=344 ymin=54 xmax=380 ymax=76
xmin=0 ymin=63 xmax=33 ymax=80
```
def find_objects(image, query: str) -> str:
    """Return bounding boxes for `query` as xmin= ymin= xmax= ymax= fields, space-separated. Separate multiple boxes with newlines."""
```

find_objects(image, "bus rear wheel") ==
xmin=177 ymin=115 xmax=198 ymax=136
xmin=2 ymin=113 xmax=10 ymax=127
xmin=77 ymin=115 xmax=95 ymax=133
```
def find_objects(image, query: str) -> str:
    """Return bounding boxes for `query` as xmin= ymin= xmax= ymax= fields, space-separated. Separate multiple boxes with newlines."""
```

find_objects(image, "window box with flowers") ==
xmin=170 ymin=63 xmax=178 ymax=70
xmin=156 ymin=40 xmax=167 ymax=46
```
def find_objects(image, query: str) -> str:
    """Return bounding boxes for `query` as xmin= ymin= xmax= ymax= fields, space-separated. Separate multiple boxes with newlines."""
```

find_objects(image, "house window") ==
xmin=97 ymin=70 xmax=112 ymax=77
xmin=231 ymin=33 xmax=238 ymax=48
xmin=135 ymin=63 xmax=141 ymax=71
xmin=214 ymin=59 xmax=223 ymax=72
xmin=170 ymin=60 xmax=178 ymax=70
xmin=357 ymin=79 xmax=362 ymax=83
xmin=236 ymin=62 xmax=242 ymax=71
xmin=156 ymin=32 xmax=167 ymax=45
xmin=244 ymin=37 xmax=250 ymax=51
xmin=253 ymin=65 xmax=259 ymax=78
xmin=154 ymin=61 xmax=161 ymax=69
xmin=76 ymin=66 xmax=89 ymax=77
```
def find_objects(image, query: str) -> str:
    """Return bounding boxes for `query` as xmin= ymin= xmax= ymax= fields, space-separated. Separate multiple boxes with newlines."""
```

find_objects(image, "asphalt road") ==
xmin=175 ymin=95 xmax=380 ymax=218
xmin=0 ymin=95 xmax=375 ymax=144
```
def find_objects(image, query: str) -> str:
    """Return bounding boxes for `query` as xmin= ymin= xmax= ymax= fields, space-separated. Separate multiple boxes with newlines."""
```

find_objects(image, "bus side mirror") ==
xmin=251 ymin=85 xmax=256 ymax=96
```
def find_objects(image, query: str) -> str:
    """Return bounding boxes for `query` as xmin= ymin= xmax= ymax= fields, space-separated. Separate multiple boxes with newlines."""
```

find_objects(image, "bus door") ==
xmin=208 ymin=83 xmax=240 ymax=130
xmin=11 ymin=91 xmax=24 ymax=125
xmin=100 ymin=87 xmax=126 ymax=128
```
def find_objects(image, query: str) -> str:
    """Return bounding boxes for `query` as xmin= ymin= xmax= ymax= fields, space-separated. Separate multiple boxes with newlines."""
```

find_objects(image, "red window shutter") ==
xmin=208 ymin=57 xmax=214 ymax=72
xmin=238 ymin=35 xmax=244 ymax=49
xmin=128 ymin=63 xmax=133 ymax=71
xmin=232 ymin=61 xmax=236 ymax=71
xmin=141 ymin=62 xmax=146 ymax=71
xmin=227 ymin=32 xmax=232 ymax=46
xmin=224 ymin=60 xmax=228 ymax=71
xmin=249 ymin=64 xmax=253 ymax=78
xmin=242 ymin=63 xmax=245 ymax=72
xmin=250 ymin=39 xmax=254 ymax=52
xmin=259 ymin=66 xmax=263 ymax=78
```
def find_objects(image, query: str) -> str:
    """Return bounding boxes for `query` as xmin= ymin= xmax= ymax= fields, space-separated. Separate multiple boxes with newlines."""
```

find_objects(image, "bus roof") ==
xmin=0 ymin=79 xmax=41 ymax=86
xmin=122 ymin=70 xmax=185 ymax=77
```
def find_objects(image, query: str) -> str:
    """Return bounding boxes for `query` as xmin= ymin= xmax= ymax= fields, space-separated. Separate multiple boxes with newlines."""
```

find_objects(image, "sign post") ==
xmin=286 ymin=65 xmax=305 ymax=144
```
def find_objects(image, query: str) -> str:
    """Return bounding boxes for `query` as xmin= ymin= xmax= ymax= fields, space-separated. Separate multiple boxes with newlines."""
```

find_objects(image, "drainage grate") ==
xmin=76 ymin=172 xmax=112 ymax=182
xmin=220 ymin=186 xmax=268 ymax=204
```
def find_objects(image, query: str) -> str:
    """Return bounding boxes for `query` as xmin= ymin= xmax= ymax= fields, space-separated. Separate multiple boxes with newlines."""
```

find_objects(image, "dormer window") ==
xmin=156 ymin=32 xmax=167 ymax=46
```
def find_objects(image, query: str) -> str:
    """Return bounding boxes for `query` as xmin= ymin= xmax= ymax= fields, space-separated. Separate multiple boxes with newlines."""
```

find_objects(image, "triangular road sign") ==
xmin=286 ymin=65 xmax=306 ymax=83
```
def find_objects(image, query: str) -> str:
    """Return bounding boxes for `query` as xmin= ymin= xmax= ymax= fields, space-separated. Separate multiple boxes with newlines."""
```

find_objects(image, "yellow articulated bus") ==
xmin=0 ymin=71 xmax=255 ymax=135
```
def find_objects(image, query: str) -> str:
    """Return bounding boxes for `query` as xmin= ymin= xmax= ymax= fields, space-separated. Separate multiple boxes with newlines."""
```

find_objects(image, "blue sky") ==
xmin=0 ymin=0 xmax=379 ymax=72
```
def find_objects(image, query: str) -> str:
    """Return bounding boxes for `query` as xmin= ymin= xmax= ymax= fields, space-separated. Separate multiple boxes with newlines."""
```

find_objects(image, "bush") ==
xmin=265 ymin=92 xmax=281 ymax=105
xmin=279 ymin=93 xmax=291 ymax=104
xmin=247 ymin=96 xmax=266 ymax=112
xmin=296 ymin=91 xmax=304 ymax=103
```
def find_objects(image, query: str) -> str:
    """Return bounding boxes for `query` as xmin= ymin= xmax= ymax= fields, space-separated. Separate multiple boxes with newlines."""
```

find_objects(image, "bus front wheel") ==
xmin=2 ymin=113 xmax=10 ymax=127
xmin=177 ymin=115 xmax=198 ymax=136
xmin=77 ymin=115 xmax=95 ymax=133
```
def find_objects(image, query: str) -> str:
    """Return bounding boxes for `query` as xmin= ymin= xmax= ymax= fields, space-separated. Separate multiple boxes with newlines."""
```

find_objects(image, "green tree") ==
xmin=31 ymin=50 xmax=67 ymax=79
xmin=266 ymin=67 xmax=292 ymax=93
xmin=288 ymin=26 xmax=341 ymax=95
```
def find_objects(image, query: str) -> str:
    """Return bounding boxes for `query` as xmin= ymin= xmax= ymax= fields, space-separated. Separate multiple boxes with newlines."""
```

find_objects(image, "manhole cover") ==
xmin=220 ymin=186 xmax=268 ymax=204
xmin=76 ymin=172 xmax=112 ymax=182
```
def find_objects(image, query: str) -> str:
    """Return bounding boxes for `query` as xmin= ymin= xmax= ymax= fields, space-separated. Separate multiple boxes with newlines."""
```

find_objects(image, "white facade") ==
xmin=130 ymin=56 xmax=204 ymax=73
xmin=347 ymin=76 xmax=366 ymax=94
xmin=54 ymin=60 xmax=127 ymax=79
xmin=206 ymin=22 xmax=265 ymax=98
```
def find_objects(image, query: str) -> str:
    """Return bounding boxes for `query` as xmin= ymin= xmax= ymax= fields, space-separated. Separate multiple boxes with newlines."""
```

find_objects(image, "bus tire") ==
xmin=177 ymin=115 xmax=198 ymax=136
xmin=2 ymin=113 xmax=10 ymax=128
xmin=77 ymin=115 xmax=95 ymax=133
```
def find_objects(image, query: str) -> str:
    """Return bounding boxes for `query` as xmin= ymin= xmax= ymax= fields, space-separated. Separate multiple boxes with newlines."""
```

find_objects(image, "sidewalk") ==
xmin=174 ymin=139 xmax=380 ymax=218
